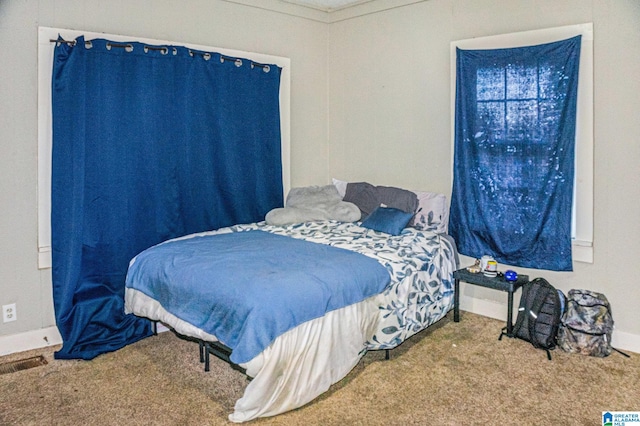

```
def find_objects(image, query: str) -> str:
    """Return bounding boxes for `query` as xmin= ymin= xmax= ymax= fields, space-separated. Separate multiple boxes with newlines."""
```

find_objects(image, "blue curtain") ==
xmin=449 ymin=36 xmax=581 ymax=271
xmin=51 ymin=37 xmax=283 ymax=359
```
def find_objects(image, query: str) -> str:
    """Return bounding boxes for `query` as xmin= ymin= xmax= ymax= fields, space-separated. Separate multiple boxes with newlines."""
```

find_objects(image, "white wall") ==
xmin=0 ymin=0 xmax=329 ymax=351
xmin=327 ymin=0 xmax=640 ymax=350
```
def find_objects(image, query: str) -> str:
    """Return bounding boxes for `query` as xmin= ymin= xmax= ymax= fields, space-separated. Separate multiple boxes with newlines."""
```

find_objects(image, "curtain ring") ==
xmin=144 ymin=46 xmax=169 ymax=55
xmin=235 ymin=59 xmax=242 ymax=67
xmin=251 ymin=63 xmax=270 ymax=73
xmin=106 ymin=42 xmax=134 ymax=52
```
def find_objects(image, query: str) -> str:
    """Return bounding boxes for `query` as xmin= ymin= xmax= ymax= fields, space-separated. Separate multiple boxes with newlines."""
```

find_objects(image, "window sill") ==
xmin=573 ymin=239 xmax=593 ymax=263
xmin=39 ymin=246 xmax=51 ymax=270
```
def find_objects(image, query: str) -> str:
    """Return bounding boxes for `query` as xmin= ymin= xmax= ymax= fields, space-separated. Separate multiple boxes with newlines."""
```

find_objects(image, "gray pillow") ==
xmin=376 ymin=185 xmax=419 ymax=215
xmin=343 ymin=182 xmax=419 ymax=218
xmin=265 ymin=185 xmax=361 ymax=226
xmin=342 ymin=182 xmax=379 ymax=218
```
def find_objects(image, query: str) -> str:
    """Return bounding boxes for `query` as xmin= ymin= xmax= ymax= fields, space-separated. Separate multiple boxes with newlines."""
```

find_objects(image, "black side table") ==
xmin=453 ymin=267 xmax=529 ymax=338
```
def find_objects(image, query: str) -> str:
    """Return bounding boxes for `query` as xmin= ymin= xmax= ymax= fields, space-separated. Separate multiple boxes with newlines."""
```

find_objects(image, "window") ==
xmin=450 ymin=24 xmax=593 ymax=266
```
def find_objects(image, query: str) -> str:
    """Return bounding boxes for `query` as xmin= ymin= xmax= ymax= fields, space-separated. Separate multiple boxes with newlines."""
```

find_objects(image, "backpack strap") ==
xmin=527 ymin=278 xmax=559 ymax=360
xmin=511 ymin=281 xmax=532 ymax=340
xmin=612 ymin=347 xmax=631 ymax=358
xmin=527 ymin=279 xmax=548 ymax=348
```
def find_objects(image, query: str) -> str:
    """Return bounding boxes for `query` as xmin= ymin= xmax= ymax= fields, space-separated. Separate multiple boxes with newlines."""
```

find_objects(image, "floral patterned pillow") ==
xmin=409 ymin=191 xmax=449 ymax=233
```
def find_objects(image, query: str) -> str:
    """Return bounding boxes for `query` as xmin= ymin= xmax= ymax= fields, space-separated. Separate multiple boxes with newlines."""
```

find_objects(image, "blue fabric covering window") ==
xmin=51 ymin=37 xmax=283 ymax=359
xmin=449 ymin=36 xmax=581 ymax=271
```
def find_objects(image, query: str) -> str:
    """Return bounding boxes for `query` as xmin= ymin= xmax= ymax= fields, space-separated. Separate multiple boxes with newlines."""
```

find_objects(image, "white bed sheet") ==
xmin=124 ymin=220 xmax=456 ymax=422
xmin=125 ymin=288 xmax=379 ymax=422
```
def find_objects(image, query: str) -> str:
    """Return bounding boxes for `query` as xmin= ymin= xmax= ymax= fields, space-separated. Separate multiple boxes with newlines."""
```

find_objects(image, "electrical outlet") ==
xmin=2 ymin=303 xmax=17 ymax=323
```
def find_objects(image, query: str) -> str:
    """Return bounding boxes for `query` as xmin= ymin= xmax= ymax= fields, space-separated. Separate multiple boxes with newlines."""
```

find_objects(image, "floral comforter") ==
xmin=221 ymin=220 xmax=456 ymax=351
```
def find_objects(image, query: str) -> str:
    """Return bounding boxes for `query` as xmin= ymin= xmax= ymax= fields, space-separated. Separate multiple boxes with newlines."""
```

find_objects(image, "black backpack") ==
xmin=512 ymin=277 xmax=563 ymax=360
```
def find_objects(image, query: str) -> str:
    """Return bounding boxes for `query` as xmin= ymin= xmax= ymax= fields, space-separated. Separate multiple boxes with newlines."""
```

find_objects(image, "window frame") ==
xmin=450 ymin=23 xmax=594 ymax=264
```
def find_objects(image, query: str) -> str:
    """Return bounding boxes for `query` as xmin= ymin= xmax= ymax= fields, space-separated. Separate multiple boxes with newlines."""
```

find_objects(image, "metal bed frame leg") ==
xmin=198 ymin=339 xmax=246 ymax=375
xmin=197 ymin=340 xmax=211 ymax=372
xmin=204 ymin=342 xmax=211 ymax=372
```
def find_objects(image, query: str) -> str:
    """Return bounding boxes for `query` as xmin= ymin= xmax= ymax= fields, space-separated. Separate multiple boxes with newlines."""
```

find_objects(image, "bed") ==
xmin=124 ymin=183 xmax=457 ymax=422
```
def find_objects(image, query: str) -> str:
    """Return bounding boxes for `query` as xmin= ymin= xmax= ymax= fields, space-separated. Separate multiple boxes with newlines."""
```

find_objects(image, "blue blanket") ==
xmin=126 ymin=230 xmax=390 ymax=364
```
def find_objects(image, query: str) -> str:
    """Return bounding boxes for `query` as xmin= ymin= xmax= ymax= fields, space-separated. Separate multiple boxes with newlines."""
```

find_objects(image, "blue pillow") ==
xmin=360 ymin=206 xmax=413 ymax=236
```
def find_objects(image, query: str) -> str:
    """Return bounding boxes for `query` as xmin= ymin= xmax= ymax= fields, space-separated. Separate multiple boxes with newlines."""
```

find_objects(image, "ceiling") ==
xmin=282 ymin=0 xmax=371 ymax=12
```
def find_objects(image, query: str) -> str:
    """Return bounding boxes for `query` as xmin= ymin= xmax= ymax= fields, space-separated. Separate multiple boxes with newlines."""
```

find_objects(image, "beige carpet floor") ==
xmin=1 ymin=311 xmax=638 ymax=425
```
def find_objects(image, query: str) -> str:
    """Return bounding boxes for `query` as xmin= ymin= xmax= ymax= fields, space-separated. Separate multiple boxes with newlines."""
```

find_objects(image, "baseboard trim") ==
xmin=611 ymin=330 xmax=640 ymax=355
xmin=460 ymin=295 xmax=640 ymax=355
xmin=2 ymin=306 xmax=637 ymax=357
xmin=0 ymin=323 xmax=172 ymax=358
xmin=0 ymin=326 xmax=63 ymax=357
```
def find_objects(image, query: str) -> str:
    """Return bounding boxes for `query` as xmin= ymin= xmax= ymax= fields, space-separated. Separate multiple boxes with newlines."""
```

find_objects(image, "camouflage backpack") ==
xmin=557 ymin=289 xmax=622 ymax=357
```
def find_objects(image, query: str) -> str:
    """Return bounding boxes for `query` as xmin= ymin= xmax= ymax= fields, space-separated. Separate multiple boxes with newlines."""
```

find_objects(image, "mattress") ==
xmin=124 ymin=220 xmax=456 ymax=422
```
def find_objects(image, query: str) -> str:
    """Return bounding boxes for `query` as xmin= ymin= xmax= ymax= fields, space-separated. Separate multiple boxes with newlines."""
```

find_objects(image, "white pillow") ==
xmin=331 ymin=178 xmax=348 ymax=198
xmin=410 ymin=191 xmax=449 ymax=234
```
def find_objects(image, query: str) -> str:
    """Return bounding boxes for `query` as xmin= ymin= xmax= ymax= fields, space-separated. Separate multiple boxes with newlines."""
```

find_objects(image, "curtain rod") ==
xmin=49 ymin=38 xmax=270 ymax=70
xmin=49 ymin=38 xmax=88 ymax=46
